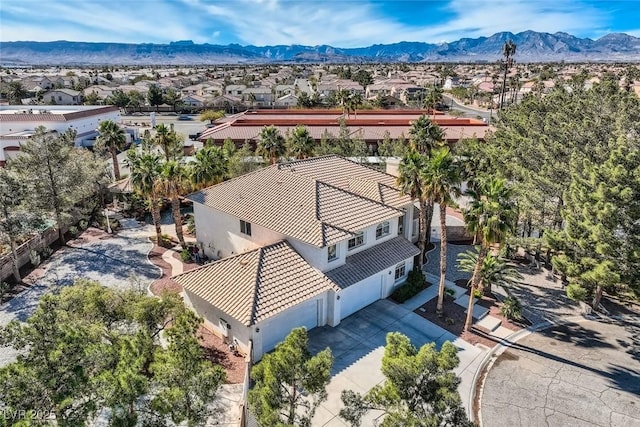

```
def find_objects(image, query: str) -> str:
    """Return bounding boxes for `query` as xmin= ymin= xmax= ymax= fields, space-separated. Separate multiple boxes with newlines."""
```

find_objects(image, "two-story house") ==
xmin=42 ymin=89 xmax=83 ymax=105
xmin=173 ymin=155 xmax=419 ymax=360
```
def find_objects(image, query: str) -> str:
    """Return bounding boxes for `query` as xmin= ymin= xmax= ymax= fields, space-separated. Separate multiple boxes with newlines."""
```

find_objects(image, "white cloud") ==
xmin=186 ymin=0 xmax=611 ymax=46
xmin=0 ymin=0 xmax=626 ymax=46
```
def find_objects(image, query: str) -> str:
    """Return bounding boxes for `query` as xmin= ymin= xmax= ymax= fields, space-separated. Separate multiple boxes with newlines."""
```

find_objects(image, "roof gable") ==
xmin=189 ymin=156 xmax=408 ymax=247
xmin=174 ymin=241 xmax=338 ymax=326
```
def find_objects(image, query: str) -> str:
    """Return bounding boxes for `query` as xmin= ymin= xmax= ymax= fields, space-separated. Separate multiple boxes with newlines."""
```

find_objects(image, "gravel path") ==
xmin=0 ymin=220 xmax=160 ymax=366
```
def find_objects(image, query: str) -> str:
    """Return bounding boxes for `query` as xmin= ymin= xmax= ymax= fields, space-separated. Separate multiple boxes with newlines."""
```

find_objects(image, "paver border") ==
xmin=144 ymin=237 xmax=164 ymax=296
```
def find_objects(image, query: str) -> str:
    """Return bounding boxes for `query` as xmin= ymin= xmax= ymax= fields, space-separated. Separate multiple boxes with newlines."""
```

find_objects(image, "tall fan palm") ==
xmin=154 ymin=123 xmax=182 ymax=161
xmin=126 ymin=150 xmax=163 ymax=244
xmin=190 ymin=145 xmax=229 ymax=189
xmin=405 ymin=116 xmax=445 ymax=247
xmin=424 ymin=86 xmax=443 ymax=118
xmin=397 ymin=149 xmax=429 ymax=269
xmin=500 ymin=40 xmax=517 ymax=110
xmin=156 ymin=160 xmax=190 ymax=248
xmin=457 ymin=250 xmax=523 ymax=296
xmin=462 ymin=178 xmax=517 ymax=331
xmin=287 ymin=125 xmax=315 ymax=159
xmin=335 ymin=89 xmax=350 ymax=115
xmin=409 ymin=115 xmax=444 ymax=155
xmin=422 ymin=148 xmax=462 ymax=315
xmin=257 ymin=125 xmax=285 ymax=165
xmin=347 ymin=92 xmax=363 ymax=119
xmin=96 ymin=120 xmax=127 ymax=180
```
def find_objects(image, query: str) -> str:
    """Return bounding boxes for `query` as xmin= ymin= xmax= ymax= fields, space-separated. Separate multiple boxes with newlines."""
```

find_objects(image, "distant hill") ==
xmin=2 ymin=31 xmax=640 ymax=65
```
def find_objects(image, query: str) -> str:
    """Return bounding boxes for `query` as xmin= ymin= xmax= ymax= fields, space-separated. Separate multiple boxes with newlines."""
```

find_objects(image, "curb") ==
xmin=471 ymin=315 xmax=595 ymax=425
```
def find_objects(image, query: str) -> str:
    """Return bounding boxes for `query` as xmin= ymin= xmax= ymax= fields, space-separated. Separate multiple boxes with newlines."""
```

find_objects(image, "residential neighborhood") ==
xmin=1 ymin=3 xmax=640 ymax=427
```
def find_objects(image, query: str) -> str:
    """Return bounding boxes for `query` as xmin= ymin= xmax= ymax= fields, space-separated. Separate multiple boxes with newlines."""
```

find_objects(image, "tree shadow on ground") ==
xmin=494 ymin=321 xmax=639 ymax=394
xmin=537 ymin=322 xmax=615 ymax=348
xmin=616 ymin=322 xmax=640 ymax=363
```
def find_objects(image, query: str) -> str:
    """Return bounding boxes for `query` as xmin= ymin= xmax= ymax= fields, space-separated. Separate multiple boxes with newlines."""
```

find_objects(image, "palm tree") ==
xmin=424 ymin=86 xmax=443 ymax=118
xmin=457 ymin=249 xmax=523 ymax=296
xmin=126 ymin=150 xmax=163 ymax=244
xmin=248 ymin=92 xmax=257 ymax=109
xmin=397 ymin=149 xmax=430 ymax=269
xmin=96 ymin=120 xmax=127 ymax=180
xmin=422 ymin=148 xmax=461 ymax=316
xmin=154 ymin=124 xmax=182 ymax=161
xmin=408 ymin=115 xmax=444 ymax=155
xmin=190 ymin=145 xmax=229 ymax=189
xmin=156 ymin=160 xmax=190 ymax=248
xmin=347 ymin=92 xmax=363 ymax=119
xmin=405 ymin=116 xmax=445 ymax=248
xmin=287 ymin=125 xmax=315 ymax=159
xmin=257 ymin=125 xmax=285 ymax=165
xmin=500 ymin=40 xmax=517 ymax=110
xmin=335 ymin=89 xmax=350 ymax=115
xmin=462 ymin=178 xmax=517 ymax=331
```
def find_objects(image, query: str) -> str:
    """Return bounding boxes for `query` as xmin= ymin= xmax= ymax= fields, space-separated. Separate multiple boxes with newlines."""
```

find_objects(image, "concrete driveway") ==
xmin=481 ymin=319 xmax=640 ymax=427
xmin=308 ymin=299 xmax=485 ymax=426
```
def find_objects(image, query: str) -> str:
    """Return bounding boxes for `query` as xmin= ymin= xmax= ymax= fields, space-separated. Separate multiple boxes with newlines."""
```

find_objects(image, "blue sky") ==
xmin=1 ymin=0 xmax=638 ymax=47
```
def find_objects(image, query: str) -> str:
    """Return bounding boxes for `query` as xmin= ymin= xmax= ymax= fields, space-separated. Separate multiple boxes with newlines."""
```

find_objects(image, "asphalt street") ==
xmin=482 ymin=319 xmax=640 ymax=427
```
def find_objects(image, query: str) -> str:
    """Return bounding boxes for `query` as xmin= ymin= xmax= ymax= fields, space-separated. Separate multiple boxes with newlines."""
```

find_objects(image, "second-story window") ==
xmin=376 ymin=221 xmax=390 ymax=239
xmin=348 ymin=231 xmax=365 ymax=250
xmin=327 ymin=244 xmax=338 ymax=262
xmin=398 ymin=215 xmax=404 ymax=236
xmin=240 ymin=220 xmax=252 ymax=236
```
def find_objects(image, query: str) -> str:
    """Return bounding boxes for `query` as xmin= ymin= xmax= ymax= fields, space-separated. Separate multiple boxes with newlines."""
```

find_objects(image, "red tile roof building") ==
xmin=198 ymin=109 xmax=491 ymax=152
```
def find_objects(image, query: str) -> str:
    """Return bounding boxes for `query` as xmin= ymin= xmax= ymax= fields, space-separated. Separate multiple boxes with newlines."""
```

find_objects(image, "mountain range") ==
xmin=2 ymin=31 xmax=640 ymax=65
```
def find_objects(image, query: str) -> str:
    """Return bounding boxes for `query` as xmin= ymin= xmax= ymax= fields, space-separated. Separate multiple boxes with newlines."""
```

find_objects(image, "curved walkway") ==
xmin=481 ymin=318 xmax=640 ymax=427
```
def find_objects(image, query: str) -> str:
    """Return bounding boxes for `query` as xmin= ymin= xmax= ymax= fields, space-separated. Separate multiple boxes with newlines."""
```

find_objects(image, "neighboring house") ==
xmin=180 ymin=83 xmax=211 ymax=97
xmin=174 ymin=156 xmax=419 ymax=360
xmin=242 ymin=87 xmax=274 ymax=107
xmin=0 ymin=105 xmax=120 ymax=166
xmin=42 ymin=89 xmax=83 ymax=105
xmin=274 ymin=93 xmax=298 ymax=108
xmin=181 ymin=94 xmax=207 ymax=108
xmin=22 ymin=76 xmax=53 ymax=91
xmin=225 ymin=84 xmax=246 ymax=97
xmin=397 ymin=85 xmax=426 ymax=105
xmin=205 ymin=94 xmax=245 ymax=113
xmin=273 ymin=84 xmax=295 ymax=98
xmin=366 ymin=82 xmax=393 ymax=98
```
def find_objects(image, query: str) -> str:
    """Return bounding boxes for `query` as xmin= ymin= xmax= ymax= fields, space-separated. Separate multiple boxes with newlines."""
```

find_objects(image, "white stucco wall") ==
xmin=252 ymin=292 xmax=332 ymax=361
xmin=0 ymin=108 xmax=121 ymax=162
xmin=193 ymin=203 xmax=286 ymax=259
xmin=183 ymin=289 xmax=253 ymax=355
xmin=336 ymin=254 xmax=414 ymax=319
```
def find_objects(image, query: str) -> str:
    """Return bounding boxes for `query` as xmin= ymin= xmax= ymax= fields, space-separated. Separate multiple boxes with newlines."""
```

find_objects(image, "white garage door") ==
xmin=340 ymin=274 xmax=383 ymax=319
xmin=262 ymin=299 xmax=320 ymax=353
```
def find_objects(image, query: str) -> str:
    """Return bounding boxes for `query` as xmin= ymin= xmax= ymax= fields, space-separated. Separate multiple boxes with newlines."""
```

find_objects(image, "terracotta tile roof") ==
xmin=188 ymin=156 xmax=408 ymax=247
xmin=199 ymin=124 xmax=488 ymax=143
xmin=173 ymin=240 xmax=339 ymax=326
xmin=325 ymin=236 xmax=420 ymax=289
